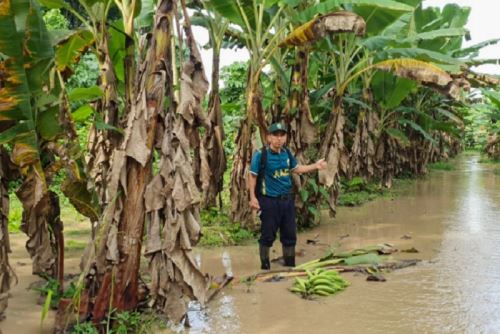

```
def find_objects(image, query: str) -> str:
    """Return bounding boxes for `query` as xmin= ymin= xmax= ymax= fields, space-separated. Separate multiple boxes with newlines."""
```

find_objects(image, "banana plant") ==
xmin=192 ymin=6 xmax=229 ymax=208
xmin=0 ymin=0 xmax=103 ymax=304
xmin=480 ymin=90 xmax=500 ymax=159
xmin=0 ymin=0 xmax=68 ymax=283
xmin=209 ymin=0 xmax=290 ymax=228
xmin=39 ymin=0 xmax=125 ymax=206
xmin=58 ymin=0 xmax=210 ymax=328
xmin=278 ymin=10 xmax=366 ymax=227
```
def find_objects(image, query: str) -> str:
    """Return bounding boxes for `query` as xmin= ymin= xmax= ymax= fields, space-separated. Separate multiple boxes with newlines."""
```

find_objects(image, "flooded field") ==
xmin=2 ymin=154 xmax=500 ymax=334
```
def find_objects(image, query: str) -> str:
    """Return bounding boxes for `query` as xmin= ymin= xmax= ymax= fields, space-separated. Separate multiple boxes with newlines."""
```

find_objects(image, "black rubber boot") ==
xmin=283 ymin=245 xmax=295 ymax=267
xmin=259 ymin=245 xmax=271 ymax=270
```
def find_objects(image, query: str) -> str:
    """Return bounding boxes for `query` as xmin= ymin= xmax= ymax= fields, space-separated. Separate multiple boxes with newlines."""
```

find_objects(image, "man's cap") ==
xmin=268 ymin=123 xmax=287 ymax=134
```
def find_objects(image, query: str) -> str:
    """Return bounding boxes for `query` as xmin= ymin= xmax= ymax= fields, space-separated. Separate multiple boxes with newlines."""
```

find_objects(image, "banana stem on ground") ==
xmin=237 ymin=259 xmax=420 ymax=283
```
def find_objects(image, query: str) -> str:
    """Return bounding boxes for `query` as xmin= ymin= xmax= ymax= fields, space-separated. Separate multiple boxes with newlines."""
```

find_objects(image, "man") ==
xmin=249 ymin=122 xmax=327 ymax=270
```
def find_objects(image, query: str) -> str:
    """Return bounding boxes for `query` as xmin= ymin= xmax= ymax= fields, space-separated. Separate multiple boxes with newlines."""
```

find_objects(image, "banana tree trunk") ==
xmin=86 ymin=30 xmax=121 ymax=206
xmin=284 ymin=48 xmax=319 ymax=228
xmin=201 ymin=45 xmax=226 ymax=208
xmin=178 ymin=0 xmax=210 ymax=198
xmin=374 ymin=133 xmax=397 ymax=188
xmin=145 ymin=0 xmax=209 ymax=323
xmin=348 ymin=90 xmax=377 ymax=180
xmin=318 ymin=97 xmax=349 ymax=216
xmin=73 ymin=1 xmax=207 ymax=327
xmin=0 ymin=149 xmax=14 ymax=320
xmin=230 ymin=74 xmax=264 ymax=228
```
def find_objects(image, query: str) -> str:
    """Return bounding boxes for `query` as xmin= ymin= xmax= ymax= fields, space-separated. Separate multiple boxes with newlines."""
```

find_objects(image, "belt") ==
xmin=263 ymin=194 xmax=294 ymax=200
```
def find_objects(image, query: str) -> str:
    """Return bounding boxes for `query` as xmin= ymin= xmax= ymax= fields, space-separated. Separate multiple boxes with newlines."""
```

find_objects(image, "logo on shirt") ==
xmin=273 ymin=169 xmax=290 ymax=178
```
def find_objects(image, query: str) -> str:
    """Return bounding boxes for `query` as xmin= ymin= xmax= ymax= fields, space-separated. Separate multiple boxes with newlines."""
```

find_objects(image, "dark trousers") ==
xmin=258 ymin=195 xmax=296 ymax=247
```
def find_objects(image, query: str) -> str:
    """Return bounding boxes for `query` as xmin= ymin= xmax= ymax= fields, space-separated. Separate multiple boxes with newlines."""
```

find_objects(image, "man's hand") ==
xmin=249 ymin=197 xmax=260 ymax=210
xmin=315 ymin=158 xmax=327 ymax=170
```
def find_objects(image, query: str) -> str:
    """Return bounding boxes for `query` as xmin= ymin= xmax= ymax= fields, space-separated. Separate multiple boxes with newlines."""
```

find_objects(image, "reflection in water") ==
xmin=194 ymin=253 xmax=202 ymax=269
xmin=187 ymin=295 xmax=240 ymax=334
xmin=221 ymin=251 xmax=233 ymax=277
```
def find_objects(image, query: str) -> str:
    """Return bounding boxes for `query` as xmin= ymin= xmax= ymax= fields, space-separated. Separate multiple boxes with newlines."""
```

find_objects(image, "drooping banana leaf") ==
xmin=296 ymin=0 xmax=413 ymax=23
xmin=279 ymin=11 xmax=365 ymax=47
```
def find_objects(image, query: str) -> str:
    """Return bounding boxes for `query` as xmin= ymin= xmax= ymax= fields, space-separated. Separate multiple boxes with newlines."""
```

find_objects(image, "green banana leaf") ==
xmin=385 ymin=127 xmax=410 ymax=146
xmin=343 ymin=253 xmax=381 ymax=265
xmin=483 ymin=90 xmax=500 ymax=110
xmin=453 ymin=38 xmax=500 ymax=58
xmin=372 ymin=71 xmax=416 ymax=109
xmin=399 ymin=118 xmax=436 ymax=144
xmin=55 ymin=29 xmax=94 ymax=72
xmin=415 ymin=4 xmax=470 ymax=52
xmin=68 ymin=86 xmax=104 ymax=102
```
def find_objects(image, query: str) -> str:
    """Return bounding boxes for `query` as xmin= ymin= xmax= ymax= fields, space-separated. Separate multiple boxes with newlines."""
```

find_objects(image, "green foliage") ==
xmin=35 ymin=278 xmax=78 ymax=309
xmin=65 ymin=239 xmax=88 ymax=251
xmin=8 ymin=194 xmax=22 ymax=233
xmin=427 ymin=161 xmax=455 ymax=171
xmin=338 ymin=177 xmax=384 ymax=206
xmin=220 ymin=61 xmax=248 ymax=110
xmin=478 ymin=156 xmax=500 ymax=164
xmin=43 ymin=8 xmax=69 ymax=30
xmin=199 ymin=208 xmax=255 ymax=246
xmin=66 ymin=53 xmax=100 ymax=92
xmin=71 ymin=312 xmax=165 ymax=334
xmin=219 ymin=61 xmax=248 ymax=156
xmin=71 ymin=322 xmax=99 ymax=334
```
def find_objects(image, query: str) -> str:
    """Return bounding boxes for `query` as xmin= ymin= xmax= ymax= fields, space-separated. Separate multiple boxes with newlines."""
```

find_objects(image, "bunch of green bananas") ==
xmin=290 ymin=268 xmax=350 ymax=297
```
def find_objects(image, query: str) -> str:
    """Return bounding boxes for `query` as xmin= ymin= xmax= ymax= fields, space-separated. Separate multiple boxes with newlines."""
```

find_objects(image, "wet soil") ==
xmin=2 ymin=154 xmax=500 ymax=334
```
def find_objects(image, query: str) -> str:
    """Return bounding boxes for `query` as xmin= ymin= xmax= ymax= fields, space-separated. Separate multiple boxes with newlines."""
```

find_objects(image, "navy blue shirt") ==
xmin=250 ymin=147 xmax=298 ymax=197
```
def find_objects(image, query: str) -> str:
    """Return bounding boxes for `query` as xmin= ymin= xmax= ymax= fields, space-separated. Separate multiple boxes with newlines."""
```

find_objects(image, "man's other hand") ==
xmin=250 ymin=197 xmax=260 ymax=210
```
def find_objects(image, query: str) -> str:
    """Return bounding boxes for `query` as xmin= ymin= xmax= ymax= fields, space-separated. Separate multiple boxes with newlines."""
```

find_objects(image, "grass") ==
xmin=8 ymin=194 xmax=22 ymax=233
xmin=199 ymin=207 xmax=256 ymax=247
xmin=70 ymin=310 xmax=167 ymax=334
xmin=65 ymin=229 xmax=92 ymax=237
xmin=478 ymin=157 xmax=500 ymax=164
xmin=338 ymin=190 xmax=380 ymax=206
xmin=337 ymin=177 xmax=386 ymax=207
xmin=337 ymin=175 xmax=416 ymax=207
xmin=64 ymin=240 xmax=88 ymax=251
xmin=427 ymin=161 xmax=455 ymax=171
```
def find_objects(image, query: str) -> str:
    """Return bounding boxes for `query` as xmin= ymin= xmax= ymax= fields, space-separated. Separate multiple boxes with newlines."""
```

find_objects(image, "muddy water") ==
xmin=187 ymin=155 xmax=500 ymax=334
xmin=1 ymin=154 xmax=500 ymax=334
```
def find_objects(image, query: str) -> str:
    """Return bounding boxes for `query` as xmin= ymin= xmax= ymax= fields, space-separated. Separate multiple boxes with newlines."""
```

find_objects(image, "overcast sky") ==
xmin=194 ymin=0 xmax=500 ymax=84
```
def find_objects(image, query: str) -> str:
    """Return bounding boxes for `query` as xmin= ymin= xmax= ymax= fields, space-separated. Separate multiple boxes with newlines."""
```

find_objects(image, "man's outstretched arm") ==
xmin=292 ymin=158 xmax=327 ymax=174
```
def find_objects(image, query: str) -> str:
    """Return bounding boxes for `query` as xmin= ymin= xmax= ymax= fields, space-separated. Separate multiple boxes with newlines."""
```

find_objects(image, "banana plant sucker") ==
xmin=201 ymin=9 xmax=228 ymax=208
xmin=115 ymin=0 xmax=138 ymax=113
xmin=89 ymin=26 xmax=121 ymax=207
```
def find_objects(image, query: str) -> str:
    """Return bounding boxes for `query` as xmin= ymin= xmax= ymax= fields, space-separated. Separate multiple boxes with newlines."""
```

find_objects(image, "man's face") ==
xmin=268 ymin=131 xmax=287 ymax=150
